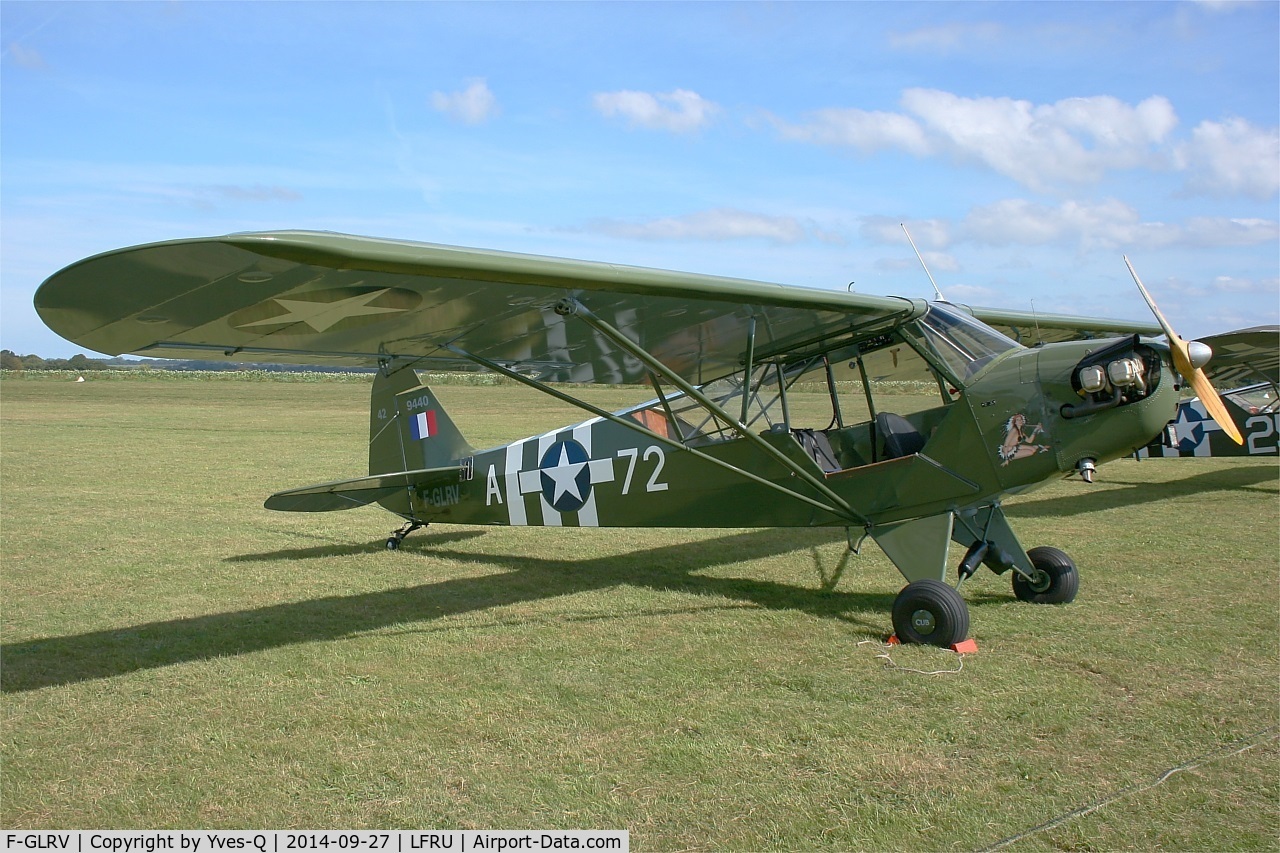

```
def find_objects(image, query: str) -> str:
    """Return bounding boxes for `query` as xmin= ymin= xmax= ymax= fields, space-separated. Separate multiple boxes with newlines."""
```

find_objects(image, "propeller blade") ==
xmin=1123 ymin=256 xmax=1244 ymax=445
xmin=1187 ymin=365 xmax=1245 ymax=445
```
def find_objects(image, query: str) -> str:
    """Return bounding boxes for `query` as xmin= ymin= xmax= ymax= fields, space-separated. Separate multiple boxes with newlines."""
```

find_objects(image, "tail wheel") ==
xmin=1013 ymin=546 xmax=1079 ymax=604
xmin=891 ymin=579 xmax=970 ymax=647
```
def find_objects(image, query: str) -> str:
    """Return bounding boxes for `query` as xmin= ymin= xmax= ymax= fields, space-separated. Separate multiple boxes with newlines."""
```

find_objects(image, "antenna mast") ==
xmin=901 ymin=222 xmax=946 ymax=302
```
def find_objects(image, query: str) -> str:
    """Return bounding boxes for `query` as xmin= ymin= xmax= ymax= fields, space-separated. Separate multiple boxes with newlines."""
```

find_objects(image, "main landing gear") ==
xmin=889 ymin=545 xmax=1080 ymax=647
xmin=385 ymin=520 xmax=427 ymax=551
xmin=892 ymin=579 xmax=969 ymax=647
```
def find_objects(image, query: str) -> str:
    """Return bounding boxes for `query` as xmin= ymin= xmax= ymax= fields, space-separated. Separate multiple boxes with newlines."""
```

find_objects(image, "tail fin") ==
xmin=369 ymin=368 xmax=473 ymax=476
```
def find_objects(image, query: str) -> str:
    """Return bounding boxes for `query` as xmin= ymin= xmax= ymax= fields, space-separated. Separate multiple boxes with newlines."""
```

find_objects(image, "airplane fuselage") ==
xmin=379 ymin=336 xmax=1178 ymax=532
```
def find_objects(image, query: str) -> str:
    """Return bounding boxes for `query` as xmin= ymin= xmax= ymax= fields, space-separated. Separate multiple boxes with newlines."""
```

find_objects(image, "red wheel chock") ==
xmin=886 ymin=634 xmax=979 ymax=654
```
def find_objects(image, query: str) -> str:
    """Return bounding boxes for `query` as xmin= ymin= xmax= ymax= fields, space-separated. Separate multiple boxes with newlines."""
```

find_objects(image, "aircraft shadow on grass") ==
xmin=1005 ymin=463 xmax=1277 ymax=520
xmin=3 ymin=527 xmax=926 ymax=694
xmin=11 ymin=464 xmax=1272 ymax=694
xmin=226 ymin=530 xmax=489 ymax=562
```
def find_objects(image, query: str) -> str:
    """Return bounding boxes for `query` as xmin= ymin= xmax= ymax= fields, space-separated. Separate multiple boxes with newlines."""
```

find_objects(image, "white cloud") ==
xmin=5 ymin=42 xmax=49 ymax=71
xmin=779 ymin=86 xmax=1278 ymax=200
xmin=888 ymin=22 xmax=1004 ymax=52
xmin=430 ymin=78 xmax=498 ymax=125
xmin=917 ymin=251 xmax=960 ymax=273
xmin=212 ymin=185 xmax=302 ymax=203
xmin=946 ymin=283 xmax=998 ymax=301
xmin=957 ymin=198 xmax=1279 ymax=251
xmin=900 ymin=89 xmax=1178 ymax=192
xmin=1181 ymin=216 xmax=1280 ymax=246
xmin=104 ymin=182 xmax=303 ymax=212
xmin=873 ymin=252 xmax=959 ymax=274
xmin=593 ymin=89 xmax=719 ymax=133
xmin=773 ymin=107 xmax=931 ymax=155
xmin=774 ymin=89 xmax=1191 ymax=194
xmin=960 ymin=198 xmax=1149 ymax=248
xmin=1192 ymin=0 xmax=1258 ymax=11
xmin=590 ymin=208 xmax=821 ymax=244
xmin=859 ymin=202 xmax=1276 ymax=270
xmin=1175 ymin=117 xmax=1280 ymax=199
xmin=1210 ymin=275 xmax=1278 ymax=294
xmin=859 ymin=216 xmax=952 ymax=249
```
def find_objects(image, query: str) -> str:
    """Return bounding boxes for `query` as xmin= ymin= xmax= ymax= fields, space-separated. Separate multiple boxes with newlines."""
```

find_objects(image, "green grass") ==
xmin=2 ymin=376 xmax=1278 ymax=849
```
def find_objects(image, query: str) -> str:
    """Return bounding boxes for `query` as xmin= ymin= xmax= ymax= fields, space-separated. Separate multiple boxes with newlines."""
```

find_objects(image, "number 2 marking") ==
xmin=643 ymin=445 xmax=669 ymax=492
xmin=617 ymin=446 xmax=669 ymax=494
xmin=1245 ymin=415 xmax=1278 ymax=455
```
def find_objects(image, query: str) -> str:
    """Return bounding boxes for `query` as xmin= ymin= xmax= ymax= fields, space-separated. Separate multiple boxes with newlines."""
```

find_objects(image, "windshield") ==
xmin=904 ymin=303 xmax=1022 ymax=385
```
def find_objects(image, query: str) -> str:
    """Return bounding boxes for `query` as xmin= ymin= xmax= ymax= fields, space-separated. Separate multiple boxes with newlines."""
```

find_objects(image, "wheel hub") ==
xmin=1027 ymin=569 xmax=1052 ymax=593
xmin=909 ymin=608 xmax=937 ymax=636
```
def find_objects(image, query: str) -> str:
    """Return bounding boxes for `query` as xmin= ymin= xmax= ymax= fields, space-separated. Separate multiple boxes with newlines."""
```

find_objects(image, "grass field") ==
xmin=2 ymin=375 xmax=1277 ymax=849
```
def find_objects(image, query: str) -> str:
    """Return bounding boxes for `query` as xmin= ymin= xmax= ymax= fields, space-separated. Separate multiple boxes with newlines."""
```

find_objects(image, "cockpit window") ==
xmin=1226 ymin=384 xmax=1278 ymax=415
xmin=904 ymin=303 xmax=1023 ymax=385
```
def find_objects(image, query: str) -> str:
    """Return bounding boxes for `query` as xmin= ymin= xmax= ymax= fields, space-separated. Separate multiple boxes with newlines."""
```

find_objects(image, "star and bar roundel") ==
xmin=228 ymin=286 xmax=421 ymax=335
xmin=497 ymin=424 xmax=619 ymax=527
xmin=538 ymin=438 xmax=594 ymax=513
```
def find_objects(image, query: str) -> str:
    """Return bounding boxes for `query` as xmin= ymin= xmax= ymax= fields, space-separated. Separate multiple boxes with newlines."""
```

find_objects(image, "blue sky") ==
xmin=3 ymin=0 xmax=1277 ymax=358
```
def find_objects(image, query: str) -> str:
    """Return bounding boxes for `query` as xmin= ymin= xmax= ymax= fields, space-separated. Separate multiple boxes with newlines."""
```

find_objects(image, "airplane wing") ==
xmin=1198 ymin=326 xmax=1279 ymax=389
xmin=37 ymin=231 xmax=918 ymax=384
xmin=964 ymin=305 xmax=1162 ymax=345
xmin=36 ymin=230 xmax=1162 ymax=386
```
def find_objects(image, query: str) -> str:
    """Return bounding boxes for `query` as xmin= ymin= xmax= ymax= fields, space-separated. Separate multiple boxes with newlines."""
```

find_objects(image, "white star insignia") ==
xmin=1172 ymin=405 xmax=1207 ymax=447
xmin=540 ymin=445 xmax=588 ymax=503
xmin=239 ymin=288 xmax=403 ymax=333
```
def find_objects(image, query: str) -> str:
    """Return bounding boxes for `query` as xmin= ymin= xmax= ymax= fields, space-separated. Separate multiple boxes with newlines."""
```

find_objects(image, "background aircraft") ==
xmin=1139 ymin=326 xmax=1279 ymax=458
xmin=34 ymin=232 xmax=1260 ymax=647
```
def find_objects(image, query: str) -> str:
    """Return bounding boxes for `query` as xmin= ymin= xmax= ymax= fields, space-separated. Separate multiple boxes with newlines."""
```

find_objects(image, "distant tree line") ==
xmin=0 ymin=350 xmax=374 ymax=374
xmin=1 ymin=350 xmax=107 ymax=371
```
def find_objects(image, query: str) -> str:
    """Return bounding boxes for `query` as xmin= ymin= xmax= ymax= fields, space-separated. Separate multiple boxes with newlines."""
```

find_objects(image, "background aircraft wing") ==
xmin=1197 ymin=326 xmax=1279 ymax=389
xmin=964 ymin=305 xmax=1162 ymax=345
xmin=36 ymin=231 xmax=919 ymax=386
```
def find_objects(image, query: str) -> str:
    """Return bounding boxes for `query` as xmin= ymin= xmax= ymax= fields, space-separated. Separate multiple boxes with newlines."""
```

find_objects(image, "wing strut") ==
xmin=647 ymin=373 xmax=690 ymax=444
xmin=444 ymin=344 xmax=866 ymax=524
xmin=740 ymin=317 xmax=758 ymax=425
xmin=554 ymin=297 xmax=866 ymax=523
xmin=445 ymin=343 xmax=865 ymax=522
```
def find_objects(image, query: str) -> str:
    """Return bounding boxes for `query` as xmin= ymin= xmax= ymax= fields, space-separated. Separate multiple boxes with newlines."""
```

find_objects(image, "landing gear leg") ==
xmin=952 ymin=505 xmax=1080 ymax=604
xmin=870 ymin=514 xmax=973 ymax=646
xmin=386 ymin=520 xmax=426 ymax=551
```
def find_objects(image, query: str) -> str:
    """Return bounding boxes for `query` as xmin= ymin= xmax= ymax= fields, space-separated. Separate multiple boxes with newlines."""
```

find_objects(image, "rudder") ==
xmin=369 ymin=368 xmax=473 ymax=477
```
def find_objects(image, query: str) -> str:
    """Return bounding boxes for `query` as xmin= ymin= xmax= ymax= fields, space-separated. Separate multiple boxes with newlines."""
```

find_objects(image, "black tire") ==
xmin=891 ymin=579 xmax=970 ymax=647
xmin=385 ymin=537 xmax=400 ymax=551
xmin=1013 ymin=546 xmax=1079 ymax=604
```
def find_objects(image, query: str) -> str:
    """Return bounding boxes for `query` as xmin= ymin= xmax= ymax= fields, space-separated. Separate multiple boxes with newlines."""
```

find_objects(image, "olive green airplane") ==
xmin=35 ymin=232 xmax=1252 ymax=647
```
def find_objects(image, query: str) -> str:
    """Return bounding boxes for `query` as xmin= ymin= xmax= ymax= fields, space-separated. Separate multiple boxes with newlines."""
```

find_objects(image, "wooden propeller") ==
xmin=1124 ymin=256 xmax=1244 ymax=445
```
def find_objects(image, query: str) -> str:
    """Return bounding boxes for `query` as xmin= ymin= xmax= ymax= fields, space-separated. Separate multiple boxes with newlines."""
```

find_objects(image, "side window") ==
xmin=785 ymin=339 xmax=952 ymax=432
xmin=628 ymin=407 xmax=677 ymax=439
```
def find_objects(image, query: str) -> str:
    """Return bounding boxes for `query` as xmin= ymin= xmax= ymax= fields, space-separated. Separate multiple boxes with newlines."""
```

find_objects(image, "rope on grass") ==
xmin=979 ymin=725 xmax=1280 ymax=851
xmin=856 ymin=639 xmax=964 ymax=675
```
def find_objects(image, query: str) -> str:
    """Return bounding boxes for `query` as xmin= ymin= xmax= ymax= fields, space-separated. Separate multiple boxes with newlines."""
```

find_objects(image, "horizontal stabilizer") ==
xmin=265 ymin=466 xmax=462 ymax=513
